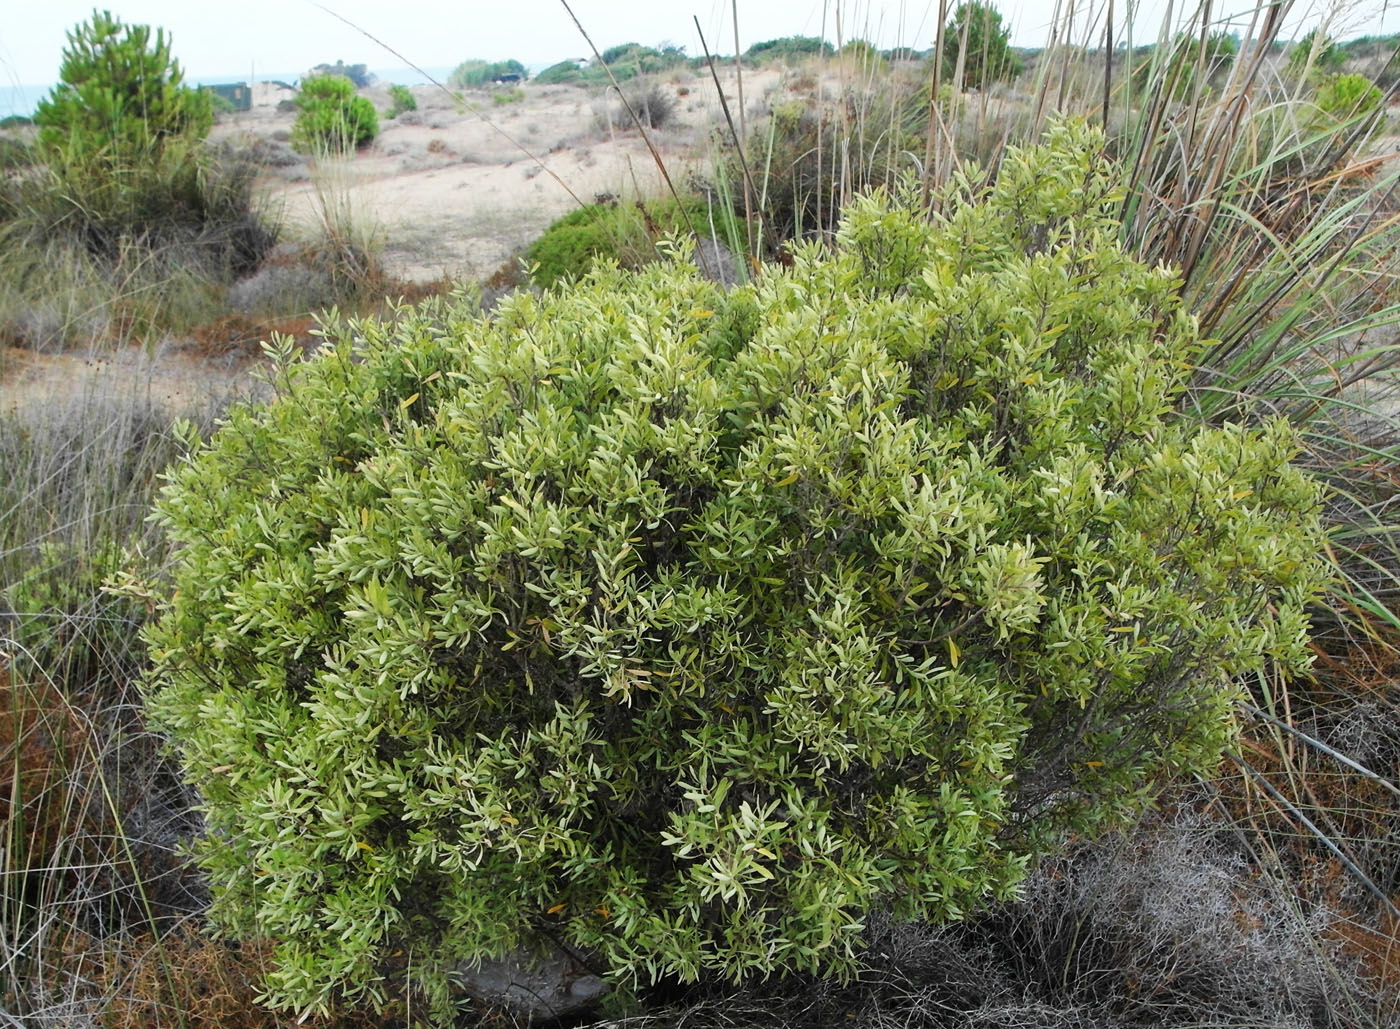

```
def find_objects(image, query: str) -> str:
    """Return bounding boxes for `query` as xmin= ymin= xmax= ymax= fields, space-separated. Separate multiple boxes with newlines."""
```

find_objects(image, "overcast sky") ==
xmin=2 ymin=0 xmax=1396 ymax=97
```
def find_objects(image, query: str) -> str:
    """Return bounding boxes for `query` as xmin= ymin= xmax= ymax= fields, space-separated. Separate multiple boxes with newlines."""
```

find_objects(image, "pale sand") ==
xmin=215 ymin=70 xmax=784 ymax=284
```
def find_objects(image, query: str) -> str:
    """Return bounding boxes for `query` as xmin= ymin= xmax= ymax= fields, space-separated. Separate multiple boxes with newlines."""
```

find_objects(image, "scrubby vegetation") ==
xmin=385 ymin=83 xmax=416 ymax=118
xmin=4 ymin=3 xmax=1400 ymax=1027
xmin=941 ymin=1 xmax=1020 ymax=87
xmin=448 ymin=58 xmax=528 ymax=88
xmin=292 ymin=75 xmax=379 ymax=153
xmin=0 ymin=11 xmax=276 ymax=347
xmin=525 ymin=194 xmax=732 ymax=287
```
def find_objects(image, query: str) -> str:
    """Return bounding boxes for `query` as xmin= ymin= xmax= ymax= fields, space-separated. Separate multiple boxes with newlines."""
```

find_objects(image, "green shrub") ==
xmin=448 ymin=59 xmax=527 ymax=88
xmin=1312 ymin=72 xmax=1383 ymax=123
xmin=11 ymin=12 xmax=273 ymax=279
xmin=144 ymin=122 xmax=1328 ymax=1021
xmin=534 ymin=60 xmax=582 ymax=85
xmin=744 ymin=36 xmax=834 ymax=63
xmin=525 ymin=195 xmax=720 ymax=287
xmin=942 ymin=1 xmax=1021 ymax=88
xmin=0 ymin=115 xmax=33 ymax=129
xmin=1287 ymin=29 xmax=1345 ymax=82
xmin=386 ymin=83 xmax=416 ymax=118
xmin=292 ymin=75 xmax=378 ymax=153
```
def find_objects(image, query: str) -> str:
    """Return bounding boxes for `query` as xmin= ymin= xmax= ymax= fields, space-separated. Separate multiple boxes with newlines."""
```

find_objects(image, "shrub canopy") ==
xmin=145 ymin=122 xmax=1327 ymax=1021
xmin=291 ymin=75 xmax=378 ymax=153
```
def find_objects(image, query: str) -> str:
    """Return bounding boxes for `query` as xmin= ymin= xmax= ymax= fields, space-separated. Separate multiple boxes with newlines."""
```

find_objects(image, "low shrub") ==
xmin=611 ymin=81 xmax=676 ymax=130
xmin=534 ymin=60 xmax=582 ymax=85
xmin=386 ymin=83 xmax=416 ymax=118
xmin=292 ymin=76 xmax=378 ymax=154
xmin=525 ymin=194 xmax=723 ymax=287
xmin=1313 ymin=72 xmax=1384 ymax=124
xmin=144 ymin=122 xmax=1329 ymax=1022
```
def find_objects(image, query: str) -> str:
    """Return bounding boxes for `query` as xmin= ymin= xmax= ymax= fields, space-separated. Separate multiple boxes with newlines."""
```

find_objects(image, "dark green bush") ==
xmin=1132 ymin=32 xmax=1238 ymax=100
xmin=941 ymin=1 xmax=1021 ymax=88
xmin=144 ymin=123 xmax=1328 ymax=1022
xmin=526 ymin=195 xmax=721 ymax=287
xmin=386 ymin=84 xmax=416 ymax=118
xmin=21 ymin=9 xmax=252 ymax=261
xmin=292 ymin=76 xmax=379 ymax=153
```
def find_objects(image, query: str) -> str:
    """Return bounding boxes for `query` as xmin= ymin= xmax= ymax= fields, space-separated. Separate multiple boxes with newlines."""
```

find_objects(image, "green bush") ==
xmin=942 ymin=1 xmax=1021 ymax=88
xmin=526 ymin=195 xmax=722 ymax=287
xmin=1313 ymin=72 xmax=1383 ymax=123
xmin=144 ymin=123 xmax=1328 ymax=1021
xmin=744 ymin=36 xmax=834 ymax=63
xmin=292 ymin=75 xmax=378 ymax=153
xmin=534 ymin=60 xmax=582 ymax=85
xmin=386 ymin=83 xmax=416 ymax=118
xmin=448 ymin=59 xmax=527 ymax=88
xmin=12 ymin=12 xmax=273 ymax=275
xmin=1287 ymin=29 xmax=1345 ymax=82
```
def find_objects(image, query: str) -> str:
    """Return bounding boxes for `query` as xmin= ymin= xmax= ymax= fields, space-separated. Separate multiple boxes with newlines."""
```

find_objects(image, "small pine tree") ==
xmin=942 ymin=1 xmax=1021 ymax=88
xmin=35 ymin=10 xmax=212 ymax=165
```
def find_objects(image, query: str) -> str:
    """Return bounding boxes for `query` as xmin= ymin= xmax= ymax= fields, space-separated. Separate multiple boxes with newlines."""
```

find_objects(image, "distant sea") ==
xmin=2 ymin=64 xmax=464 ymax=119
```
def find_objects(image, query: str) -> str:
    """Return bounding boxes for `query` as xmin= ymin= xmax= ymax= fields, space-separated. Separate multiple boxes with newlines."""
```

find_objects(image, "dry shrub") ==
xmin=98 ymin=931 xmax=399 ymax=1028
xmin=0 ymin=663 xmax=89 ymax=890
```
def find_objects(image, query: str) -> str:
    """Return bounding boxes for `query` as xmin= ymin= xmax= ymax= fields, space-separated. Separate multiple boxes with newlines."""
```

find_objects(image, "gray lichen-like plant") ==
xmin=142 ymin=122 xmax=1330 ymax=1022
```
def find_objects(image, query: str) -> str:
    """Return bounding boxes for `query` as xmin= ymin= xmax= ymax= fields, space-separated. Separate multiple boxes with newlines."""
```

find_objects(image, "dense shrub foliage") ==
xmin=292 ymin=76 xmax=379 ymax=153
xmin=525 ymin=195 xmax=719 ymax=287
xmin=386 ymin=84 xmax=417 ymax=118
xmin=144 ymin=123 xmax=1328 ymax=1021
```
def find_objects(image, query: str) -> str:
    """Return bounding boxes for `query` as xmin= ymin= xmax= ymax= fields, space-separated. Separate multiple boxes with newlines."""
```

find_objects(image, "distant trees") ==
xmin=448 ymin=59 xmax=528 ymax=88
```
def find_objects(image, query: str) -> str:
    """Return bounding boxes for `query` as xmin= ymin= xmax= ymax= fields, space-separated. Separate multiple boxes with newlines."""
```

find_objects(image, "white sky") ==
xmin=2 ymin=0 xmax=1396 ymax=93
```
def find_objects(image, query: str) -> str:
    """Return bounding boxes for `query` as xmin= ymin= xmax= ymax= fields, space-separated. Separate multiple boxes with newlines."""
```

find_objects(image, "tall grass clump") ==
xmin=0 ymin=380 xmax=237 ymax=1024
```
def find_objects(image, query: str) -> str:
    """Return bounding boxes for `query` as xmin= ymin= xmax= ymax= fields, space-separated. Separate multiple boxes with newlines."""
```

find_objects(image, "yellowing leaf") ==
xmin=501 ymin=814 xmax=519 ymax=825
xmin=355 ymin=840 xmax=373 ymax=853
xmin=400 ymin=393 xmax=420 ymax=409
xmin=546 ymin=903 xmax=567 ymax=915
xmin=947 ymin=638 xmax=961 ymax=668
